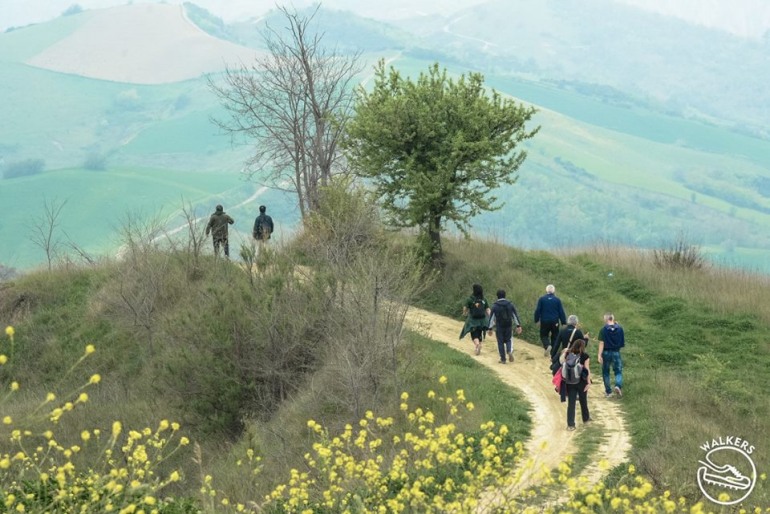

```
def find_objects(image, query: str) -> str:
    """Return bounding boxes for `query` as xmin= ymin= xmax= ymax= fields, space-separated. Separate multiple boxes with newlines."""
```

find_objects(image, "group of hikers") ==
xmin=204 ymin=204 xmax=274 ymax=258
xmin=461 ymin=283 xmax=625 ymax=431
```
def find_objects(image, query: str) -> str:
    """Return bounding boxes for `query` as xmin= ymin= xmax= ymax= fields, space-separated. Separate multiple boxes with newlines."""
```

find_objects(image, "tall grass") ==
xmin=419 ymin=235 xmax=770 ymax=505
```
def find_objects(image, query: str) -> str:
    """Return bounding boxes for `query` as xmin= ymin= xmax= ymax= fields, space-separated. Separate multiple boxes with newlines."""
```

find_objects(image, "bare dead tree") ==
xmin=208 ymin=5 xmax=362 ymax=218
xmin=29 ymin=198 xmax=67 ymax=271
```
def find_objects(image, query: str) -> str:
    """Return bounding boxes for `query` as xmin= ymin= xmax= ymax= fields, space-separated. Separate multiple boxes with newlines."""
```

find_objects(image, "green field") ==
xmin=0 ymin=167 xmax=291 ymax=269
xmin=3 ymin=18 xmax=770 ymax=274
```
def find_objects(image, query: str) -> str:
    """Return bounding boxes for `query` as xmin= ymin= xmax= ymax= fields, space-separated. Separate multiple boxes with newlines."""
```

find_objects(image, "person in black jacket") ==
xmin=550 ymin=314 xmax=590 ymax=374
xmin=534 ymin=284 xmax=567 ymax=357
xmin=253 ymin=205 xmax=274 ymax=242
xmin=488 ymin=289 xmax=522 ymax=364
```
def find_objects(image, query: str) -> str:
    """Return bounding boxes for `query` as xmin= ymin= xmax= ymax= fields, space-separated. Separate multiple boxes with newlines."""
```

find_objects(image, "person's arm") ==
xmin=558 ymin=301 xmax=567 ymax=325
xmin=597 ymin=340 xmax=604 ymax=364
xmin=227 ymin=215 xmax=234 ymax=225
xmin=534 ymin=298 xmax=541 ymax=323
xmin=205 ymin=217 xmax=212 ymax=236
xmin=268 ymin=216 xmax=274 ymax=232
xmin=583 ymin=356 xmax=591 ymax=391
xmin=511 ymin=304 xmax=522 ymax=333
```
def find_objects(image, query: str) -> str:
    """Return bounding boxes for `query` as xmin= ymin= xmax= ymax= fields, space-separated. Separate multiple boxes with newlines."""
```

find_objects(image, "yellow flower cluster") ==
xmin=263 ymin=382 xmax=522 ymax=513
xmin=0 ymin=344 xmax=189 ymax=513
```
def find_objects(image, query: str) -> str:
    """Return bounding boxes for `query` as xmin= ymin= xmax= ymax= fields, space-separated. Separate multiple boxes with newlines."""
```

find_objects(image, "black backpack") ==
xmin=562 ymin=352 xmax=583 ymax=385
xmin=495 ymin=303 xmax=513 ymax=327
xmin=469 ymin=298 xmax=486 ymax=319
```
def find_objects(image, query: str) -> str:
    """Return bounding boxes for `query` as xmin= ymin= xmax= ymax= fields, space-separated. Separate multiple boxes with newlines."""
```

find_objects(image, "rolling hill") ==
xmin=2 ymin=2 xmax=770 ymax=274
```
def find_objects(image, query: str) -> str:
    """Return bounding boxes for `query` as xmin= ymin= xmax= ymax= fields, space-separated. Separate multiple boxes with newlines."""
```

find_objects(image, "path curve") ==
xmin=404 ymin=305 xmax=631 ymax=504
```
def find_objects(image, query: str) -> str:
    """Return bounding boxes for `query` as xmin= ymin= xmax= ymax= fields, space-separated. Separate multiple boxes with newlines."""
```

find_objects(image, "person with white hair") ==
xmin=534 ymin=284 xmax=567 ymax=357
xmin=550 ymin=314 xmax=590 ymax=373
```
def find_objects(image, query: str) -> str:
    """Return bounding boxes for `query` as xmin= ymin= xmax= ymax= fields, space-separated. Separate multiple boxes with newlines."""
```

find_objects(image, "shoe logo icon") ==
xmin=697 ymin=439 xmax=757 ymax=506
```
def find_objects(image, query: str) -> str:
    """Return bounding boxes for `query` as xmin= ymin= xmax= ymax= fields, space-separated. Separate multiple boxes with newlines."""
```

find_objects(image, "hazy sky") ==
xmin=3 ymin=0 xmax=770 ymax=37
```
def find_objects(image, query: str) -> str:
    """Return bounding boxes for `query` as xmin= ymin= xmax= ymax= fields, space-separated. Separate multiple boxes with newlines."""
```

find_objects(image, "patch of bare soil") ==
xmin=26 ymin=4 xmax=262 ymax=84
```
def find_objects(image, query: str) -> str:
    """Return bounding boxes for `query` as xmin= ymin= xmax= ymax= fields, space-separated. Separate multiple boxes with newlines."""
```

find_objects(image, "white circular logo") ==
xmin=697 ymin=445 xmax=757 ymax=505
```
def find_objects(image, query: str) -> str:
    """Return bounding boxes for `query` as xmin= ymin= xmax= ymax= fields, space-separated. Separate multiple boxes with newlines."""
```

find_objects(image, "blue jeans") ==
xmin=601 ymin=350 xmax=623 ymax=394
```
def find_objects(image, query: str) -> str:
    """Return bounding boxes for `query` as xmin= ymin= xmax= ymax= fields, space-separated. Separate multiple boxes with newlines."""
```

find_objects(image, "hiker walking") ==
xmin=598 ymin=313 xmax=625 ymax=398
xmin=550 ymin=315 xmax=589 ymax=374
xmin=488 ymin=289 xmax=522 ymax=364
xmin=459 ymin=283 xmax=490 ymax=356
xmin=560 ymin=338 xmax=591 ymax=430
xmin=534 ymin=284 xmax=567 ymax=357
xmin=205 ymin=204 xmax=235 ymax=258
xmin=253 ymin=205 xmax=274 ymax=242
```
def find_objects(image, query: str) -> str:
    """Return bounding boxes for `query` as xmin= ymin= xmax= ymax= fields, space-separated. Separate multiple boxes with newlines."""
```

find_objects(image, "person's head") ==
xmin=472 ymin=283 xmax=483 ymax=298
xmin=571 ymin=339 xmax=586 ymax=354
xmin=604 ymin=313 xmax=615 ymax=324
xmin=496 ymin=289 xmax=506 ymax=299
xmin=215 ymin=204 xmax=223 ymax=212
xmin=546 ymin=284 xmax=555 ymax=294
xmin=567 ymin=314 xmax=579 ymax=326
xmin=259 ymin=205 xmax=266 ymax=213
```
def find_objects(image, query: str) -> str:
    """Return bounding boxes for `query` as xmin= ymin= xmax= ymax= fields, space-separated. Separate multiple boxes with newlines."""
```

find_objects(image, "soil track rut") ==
xmin=404 ymin=305 xmax=631 ymax=504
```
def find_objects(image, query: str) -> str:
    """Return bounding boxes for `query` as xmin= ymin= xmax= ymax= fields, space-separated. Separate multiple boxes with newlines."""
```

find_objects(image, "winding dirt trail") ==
xmin=404 ymin=306 xmax=631 ymax=504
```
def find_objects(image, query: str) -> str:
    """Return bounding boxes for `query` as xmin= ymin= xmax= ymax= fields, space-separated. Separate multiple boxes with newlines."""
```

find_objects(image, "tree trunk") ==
xmin=428 ymin=214 xmax=444 ymax=266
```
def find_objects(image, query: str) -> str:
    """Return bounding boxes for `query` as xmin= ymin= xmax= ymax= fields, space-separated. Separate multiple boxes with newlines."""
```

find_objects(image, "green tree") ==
xmin=344 ymin=61 xmax=538 ymax=264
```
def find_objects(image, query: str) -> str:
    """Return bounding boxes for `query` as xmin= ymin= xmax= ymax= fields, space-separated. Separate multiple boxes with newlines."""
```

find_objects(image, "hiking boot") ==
xmin=583 ymin=419 xmax=592 ymax=425
xmin=567 ymin=425 xmax=576 ymax=431
xmin=545 ymin=345 xmax=552 ymax=356
xmin=475 ymin=345 xmax=481 ymax=356
xmin=507 ymin=351 xmax=514 ymax=363
xmin=614 ymin=386 xmax=623 ymax=398
xmin=499 ymin=359 xmax=506 ymax=364
xmin=604 ymin=391 xmax=613 ymax=398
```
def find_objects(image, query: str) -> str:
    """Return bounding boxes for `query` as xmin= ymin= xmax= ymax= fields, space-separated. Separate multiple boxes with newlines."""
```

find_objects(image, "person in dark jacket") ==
xmin=550 ymin=314 xmax=590 ymax=374
xmin=488 ymin=289 xmax=522 ymax=364
xmin=253 ymin=205 xmax=274 ymax=242
xmin=459 ymin=283 xmax=490 ymax=356
xmin=534 ymin=284 xmax=567 ymax=357
xmin=598 ymin=313 xmax=625 ymax=398
xmin=560 ymin=338 xmax=592 ymax=430
xmin=205 ymin=204 xmax=235 ymax=258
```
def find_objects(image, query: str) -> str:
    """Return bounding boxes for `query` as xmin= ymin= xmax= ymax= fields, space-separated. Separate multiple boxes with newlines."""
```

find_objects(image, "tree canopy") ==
xmin=344 ymin=61 xmax=539 ymax=263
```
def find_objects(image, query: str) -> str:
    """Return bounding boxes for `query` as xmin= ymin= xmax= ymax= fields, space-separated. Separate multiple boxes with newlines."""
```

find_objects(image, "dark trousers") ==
xmin=495 ymin=325 xmax=513 ymax=361
xmin=566 ymin=382 xmax=590 ymax=427
xmin=539 ymin=321 xmax=559 ymax=349
xmin=213 ymin=237 xmax=229 ymax=257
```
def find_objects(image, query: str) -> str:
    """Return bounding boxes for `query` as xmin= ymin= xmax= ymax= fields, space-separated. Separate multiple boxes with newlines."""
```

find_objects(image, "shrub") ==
xmin=2 ymin=158 xmax=44 ymax=179
xmin=652 ymin=234 xmax=706 ymax=270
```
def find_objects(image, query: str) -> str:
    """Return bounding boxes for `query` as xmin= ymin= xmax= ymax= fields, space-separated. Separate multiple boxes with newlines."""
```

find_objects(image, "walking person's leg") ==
xmin=566 ymin=385 xmax=578 ymax=429
xmin=549 ymin=322 xmax=559 ymax=349
xmin=612 ymin=351 xmax=624 ymax=397
xmin=223 ymin=238 xmax=230 ymax=258
xmin=496 ymin=334 xmax=506 ymax=363
xmin=602 ymin=351 xmax=612 ymax=397
xmin=539 ymin=323 xmax=550 ymax=353
xmin=502 ymin=325 xmax=513 ymax=362
xmin=578 ymin=387 xmax=590 ymax=422
xmin=471 ymin=328 xmax=482 ymax=355
xmin=213 ymin=239 xmax=220 ymax=256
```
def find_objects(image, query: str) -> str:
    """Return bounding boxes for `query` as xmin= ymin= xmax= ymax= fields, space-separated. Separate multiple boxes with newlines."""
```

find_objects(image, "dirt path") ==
xmin=404 ymin=306 xmax=631 ymax=503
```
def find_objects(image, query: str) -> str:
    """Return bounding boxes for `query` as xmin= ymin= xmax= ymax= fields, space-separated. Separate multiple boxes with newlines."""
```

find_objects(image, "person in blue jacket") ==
xmin=534 ymin=284 xmax=566 ymax=357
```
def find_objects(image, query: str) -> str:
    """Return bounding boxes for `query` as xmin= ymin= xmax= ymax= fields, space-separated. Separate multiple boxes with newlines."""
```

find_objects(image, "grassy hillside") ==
xmin=2 ymin=203 xmax=770 ymax=509
xmin=416 ymin=236 xmax=770 ymax=505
